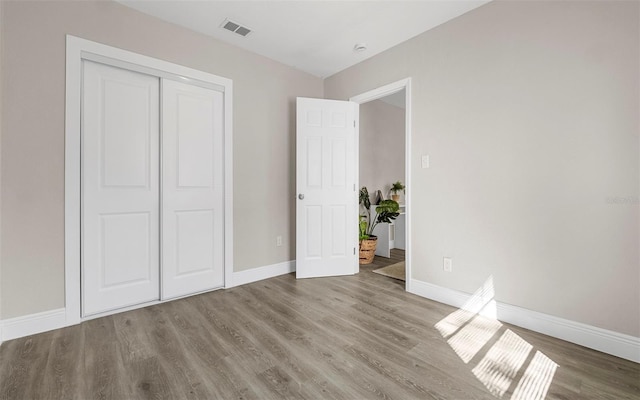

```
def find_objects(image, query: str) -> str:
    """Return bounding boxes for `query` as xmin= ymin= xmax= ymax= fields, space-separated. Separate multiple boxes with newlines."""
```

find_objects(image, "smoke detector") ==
xmin=353 ymin=43 xmax=368 ymax=53
xmin=221 ymin=18 xmax=252 ymax=37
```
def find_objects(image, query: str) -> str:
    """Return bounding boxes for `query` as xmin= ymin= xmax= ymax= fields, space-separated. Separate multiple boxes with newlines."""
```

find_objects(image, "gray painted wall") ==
xmin=359 ymin=99 xmax=405 ymax=201
xmin=0 ymin=0 xmax=3 ymax=322
xmin=326 ymin=0 xmax=639 ymax=337
xmin=0 ymin=0 xmax=322 ymax=319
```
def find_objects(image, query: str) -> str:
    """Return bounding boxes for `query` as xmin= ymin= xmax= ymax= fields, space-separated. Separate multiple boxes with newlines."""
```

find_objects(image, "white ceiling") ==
xmin=117 ymin=0 xmax=490 ymax=78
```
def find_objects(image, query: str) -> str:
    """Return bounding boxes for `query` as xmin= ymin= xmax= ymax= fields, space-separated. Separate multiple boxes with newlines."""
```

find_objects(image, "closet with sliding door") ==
xmin=81 ymin=59 xmax=226 ymax=317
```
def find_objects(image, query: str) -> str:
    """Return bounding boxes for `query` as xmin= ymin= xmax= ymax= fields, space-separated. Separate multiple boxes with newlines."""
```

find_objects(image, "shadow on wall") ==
xmin=435 ymin=277 xmax=558 ymax=399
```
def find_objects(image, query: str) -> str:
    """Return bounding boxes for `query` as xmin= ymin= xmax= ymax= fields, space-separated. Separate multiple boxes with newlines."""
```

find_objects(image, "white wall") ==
xmin=0 ymin=0 xmax=4 ymax=326
xmin=359 ymin=99 xmax=405 ymax=202
xmin=0 ymin=0 xmax=323 ymax=319
xmin=326 ymin=0 xmax=640 ymax=337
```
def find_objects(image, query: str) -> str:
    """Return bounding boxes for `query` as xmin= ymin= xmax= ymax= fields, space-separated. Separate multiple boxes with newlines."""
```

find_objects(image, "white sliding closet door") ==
xmin=161 ymin=79 xmax=225 ymax=299
xmin=82 ymin=61 xmax=160 ymax=316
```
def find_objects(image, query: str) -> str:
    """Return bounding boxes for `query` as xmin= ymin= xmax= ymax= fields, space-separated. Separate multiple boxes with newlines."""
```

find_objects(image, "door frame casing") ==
xmin=350 ymin=78 xmax=412 ymax=292
xmin=65 ymin=35 xmax=234 ymax=326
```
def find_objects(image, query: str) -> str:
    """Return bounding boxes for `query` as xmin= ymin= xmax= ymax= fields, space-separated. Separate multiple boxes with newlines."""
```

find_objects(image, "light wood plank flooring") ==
xmin=368 ymin=248 xmax=405 ymax=269
xmin=1 ymin=256 xmax=638 ymax=399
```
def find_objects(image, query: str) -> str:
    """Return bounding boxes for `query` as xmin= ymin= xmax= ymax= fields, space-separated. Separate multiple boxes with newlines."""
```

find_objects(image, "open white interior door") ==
xmin=296 ymin=97 xmax=358 ymax=279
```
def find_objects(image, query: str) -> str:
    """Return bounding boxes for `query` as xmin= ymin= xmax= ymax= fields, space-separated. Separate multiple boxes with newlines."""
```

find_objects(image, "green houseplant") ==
xmin=390 ymin=181 xmax=406 ymax=202
xmin=359 ymin=187 xmax=400 ymax=264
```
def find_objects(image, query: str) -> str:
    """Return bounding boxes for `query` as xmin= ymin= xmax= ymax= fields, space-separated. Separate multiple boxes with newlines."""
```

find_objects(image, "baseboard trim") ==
xmin=232 ymin=260 xmax=296 ymax=287
xmin=0 ymin=308 xmax=67 ymax=343
xmin=409 ymin=278 xmax=640 ymax=363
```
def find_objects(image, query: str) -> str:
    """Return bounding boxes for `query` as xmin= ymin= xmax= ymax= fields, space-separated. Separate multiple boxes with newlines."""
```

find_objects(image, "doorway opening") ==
xmin=351 ymin=79 xmax=412 ymax=291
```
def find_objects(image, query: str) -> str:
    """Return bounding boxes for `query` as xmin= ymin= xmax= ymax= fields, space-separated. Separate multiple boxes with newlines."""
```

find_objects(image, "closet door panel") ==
xmin=82 ymin=61 xmax=160 ymax=316
xmin=162 ymin=79 xmax=224 ymax=299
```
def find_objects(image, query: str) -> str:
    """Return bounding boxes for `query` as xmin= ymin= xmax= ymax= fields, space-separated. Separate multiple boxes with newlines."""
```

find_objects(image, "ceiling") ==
xmin=117 ymin=0 xmax=490 ymax=78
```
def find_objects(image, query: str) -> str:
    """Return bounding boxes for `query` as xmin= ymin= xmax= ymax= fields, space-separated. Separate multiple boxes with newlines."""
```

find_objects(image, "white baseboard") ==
xmin=0 ymin=308 xmax=67 ymax=343
xmin=232 ymin=260 xmax=296 ymax=287
xmin=409 ymin=278 xmax=640 ymax=363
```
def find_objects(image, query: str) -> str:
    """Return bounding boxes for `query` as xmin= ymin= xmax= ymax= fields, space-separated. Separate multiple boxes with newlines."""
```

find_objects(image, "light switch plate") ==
xmin=421 ymin=155 xmax=430 ymax=169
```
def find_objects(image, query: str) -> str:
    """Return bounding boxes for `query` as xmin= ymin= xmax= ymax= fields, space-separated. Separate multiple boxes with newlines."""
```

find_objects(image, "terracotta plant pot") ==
xmin=359 ymin=236 xmax=378 ymax=264
xmin=391 ymin=194 xmax=400 ymax=202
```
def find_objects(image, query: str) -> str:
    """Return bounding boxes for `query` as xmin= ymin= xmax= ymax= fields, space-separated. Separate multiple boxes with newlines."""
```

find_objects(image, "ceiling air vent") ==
xmin=221 ymin=18 xmax=252 ymax=37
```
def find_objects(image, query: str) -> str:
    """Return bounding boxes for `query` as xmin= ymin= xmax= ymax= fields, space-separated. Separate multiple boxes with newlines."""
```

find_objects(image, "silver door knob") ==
xmin=298 ymin=194 xmax=304 ymax=200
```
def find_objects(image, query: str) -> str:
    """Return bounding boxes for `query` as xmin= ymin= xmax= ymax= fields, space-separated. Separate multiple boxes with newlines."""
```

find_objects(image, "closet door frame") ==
xmin=65 ymin=35 xmax=233 ymax=325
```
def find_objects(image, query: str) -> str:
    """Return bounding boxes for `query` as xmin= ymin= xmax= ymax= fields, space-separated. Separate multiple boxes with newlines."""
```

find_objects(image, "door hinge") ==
xmin=354 ymin=183 xmax=356 ymax=191
xmin=353 ymin=120 xmax=356 ymax=128
xmin=353 ymin=247 xmax=356 ymax=255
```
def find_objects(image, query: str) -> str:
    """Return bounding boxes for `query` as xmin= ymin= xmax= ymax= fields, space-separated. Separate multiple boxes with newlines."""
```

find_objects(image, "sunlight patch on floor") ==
xmin=511 ymin=351 xmax=558 ymax=400
xmin=435 ymin=276 xmax=497 ymax=338
xmin=434 ymin=276 xmax=558 ymax=399
xmin=447 ymin=313 xmax=502 ymax=363
xmin=472 ymin=329 xmax=532 ymax=396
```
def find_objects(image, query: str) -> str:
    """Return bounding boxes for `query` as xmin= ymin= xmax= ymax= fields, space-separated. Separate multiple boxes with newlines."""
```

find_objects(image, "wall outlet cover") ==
xmin=443 ymin=257 xmax=452 ymax=272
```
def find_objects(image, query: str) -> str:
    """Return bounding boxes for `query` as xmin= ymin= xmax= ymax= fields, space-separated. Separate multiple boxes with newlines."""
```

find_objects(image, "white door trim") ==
xmin=350 ymin=78 xmax=412 ymax=292
xmin=65 ymin=35 xmax=233 ymax=326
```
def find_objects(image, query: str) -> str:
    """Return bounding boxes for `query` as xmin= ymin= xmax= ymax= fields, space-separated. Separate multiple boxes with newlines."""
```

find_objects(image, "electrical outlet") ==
xmin=276 ymin=235 xmax=283 ymax=247
xmin=443 ymin=257 xmax=452 ymax=272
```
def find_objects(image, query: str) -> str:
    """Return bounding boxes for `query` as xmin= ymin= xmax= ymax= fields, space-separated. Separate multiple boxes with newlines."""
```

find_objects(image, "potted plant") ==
xmin=359 ymin=187 xmax=400 ymax=264
xmin=390 ymin=181 xmax=406 ymax=202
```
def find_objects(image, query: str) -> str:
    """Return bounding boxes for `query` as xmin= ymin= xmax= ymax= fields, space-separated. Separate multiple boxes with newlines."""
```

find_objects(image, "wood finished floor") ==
xmin=368 ymin=248 xmax=406 ymax=269
xmin=1 ymin=250 xmax=638 ymax=399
